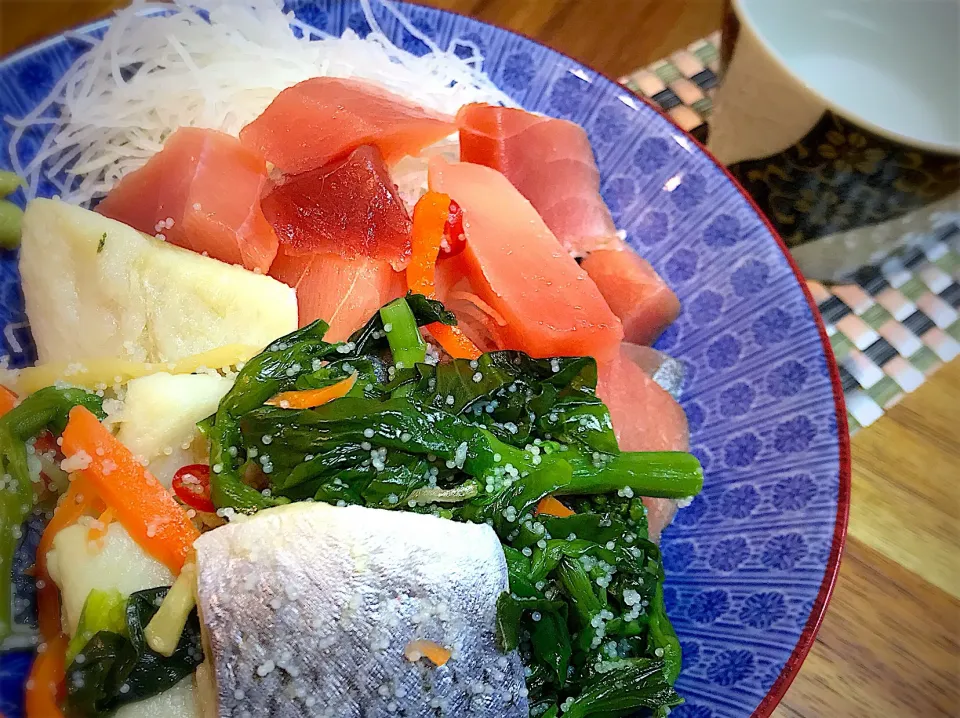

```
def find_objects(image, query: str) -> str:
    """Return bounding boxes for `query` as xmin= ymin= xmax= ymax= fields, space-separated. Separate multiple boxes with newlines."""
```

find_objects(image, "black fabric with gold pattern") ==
xmin=726 ymin=112 xmax=960 ymax=248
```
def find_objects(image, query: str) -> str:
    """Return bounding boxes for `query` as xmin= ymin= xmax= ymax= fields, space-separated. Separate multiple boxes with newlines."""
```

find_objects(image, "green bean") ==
xmin=0 ymin=171 xmax=24 ymax=198
xmin=0 ymin=200 xmax=23 ymax=250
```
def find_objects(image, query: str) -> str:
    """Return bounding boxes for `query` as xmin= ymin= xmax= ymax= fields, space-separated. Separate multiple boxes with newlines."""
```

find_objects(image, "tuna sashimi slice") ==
xmin=261 ymin=146 xmax=412 ymax=270
xmin=457 ymin=104 xmax=618 ymax=256
xmin=598 ymin=346 xmax=690 ymax=542
xmin=95 ymin=127 xmax=279 ymax=273
xmin=580 ymin=248 xmax=680 ymax=346
xmin=240 ymin=77 xmax=457 ymax=175
xmin=428 ymin=158 xmax=623 ymax=361
xmin=269 ymin=247 xmax=405 ymax=341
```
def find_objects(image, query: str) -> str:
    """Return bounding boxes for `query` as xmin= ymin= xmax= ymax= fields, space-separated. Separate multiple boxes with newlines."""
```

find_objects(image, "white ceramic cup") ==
xmin=709 ymin=0 xmax=960 ymax=281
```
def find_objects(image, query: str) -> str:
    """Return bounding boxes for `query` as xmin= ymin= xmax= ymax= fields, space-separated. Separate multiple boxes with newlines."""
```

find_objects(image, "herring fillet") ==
xmin=194 ymin=503 xmax=529 ymax=717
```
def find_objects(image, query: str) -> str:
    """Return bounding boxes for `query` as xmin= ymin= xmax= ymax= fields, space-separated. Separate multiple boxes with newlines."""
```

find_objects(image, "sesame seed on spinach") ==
xmin=204 ymin=295 xmax=701 ymax=716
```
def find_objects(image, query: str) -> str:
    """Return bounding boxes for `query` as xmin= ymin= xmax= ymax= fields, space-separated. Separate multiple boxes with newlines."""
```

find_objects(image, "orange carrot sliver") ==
xmin=25 ymin=634 xmax=67 ymax=718
xmin=407 ymin=190 xmax=482 ymax=360
xmin=404 ymin=639 xmax=452 ymax=667
xmin=428 ymin=322 xmax=481 ymax=360
xmin=87 ymin=507 xmax=115 ymax=542
xmin=265 ymin=372 xmax=358 ymax=409
xmin=0 ymin=385 xmax=17 ymax=415
xmin=407 ymin=191 xmax=450 ymax=297
xmin=61 ymin=406 xmax=199 ymax=575
xmin=535 ymin=496 xmax=575 ymax=518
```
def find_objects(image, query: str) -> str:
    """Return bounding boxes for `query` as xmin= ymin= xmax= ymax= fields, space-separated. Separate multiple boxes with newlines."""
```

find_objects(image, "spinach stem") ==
xmin=380 ymin=298 xmax=427 ymax=369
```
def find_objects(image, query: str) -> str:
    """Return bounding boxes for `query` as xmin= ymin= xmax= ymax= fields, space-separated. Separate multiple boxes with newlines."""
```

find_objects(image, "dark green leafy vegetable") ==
xmin=65 ymin=586 xmax=203 ymax=717
xmin=207 ymin=298 xmax=702 ymax=714
xmin=560 ymin=658 xmax=683 ymax=718
xmin=66 ymin=588 xmax=127 ymax=664
xmin=0 ymin=387 xmax=105 ymax=641
xmin=348 ymin=291 xmax=455 ymax=356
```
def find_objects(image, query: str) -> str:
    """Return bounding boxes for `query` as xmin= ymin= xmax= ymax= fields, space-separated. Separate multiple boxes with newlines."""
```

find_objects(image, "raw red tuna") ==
xmin=269 ymin=248 xmax=405 ymax=341
xmin=580 ymin=248 xmax=680 ymax=346
xmin=457 ymin=103 xmax=618 ymax=255
xmin=428 ymin=158 xmax=623 ymax=361
xmin=240 ymin=77 xmax=456 ymax=175
xmin=597 ymin=346 xmax=690 ymax=542
xmin=95 ymin=127 xmax=279 ymax=272
xmin=261 ymin=145 xmax=412 ymax=270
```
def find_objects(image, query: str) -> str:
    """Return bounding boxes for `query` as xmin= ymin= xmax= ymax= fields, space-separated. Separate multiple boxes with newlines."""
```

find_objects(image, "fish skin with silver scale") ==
xmin=194 ymin=502 xmax=529 ymax=717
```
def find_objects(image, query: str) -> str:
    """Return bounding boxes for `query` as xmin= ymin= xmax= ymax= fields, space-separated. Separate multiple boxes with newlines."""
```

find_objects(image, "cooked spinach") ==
xmin=65 ymin=587 xmax=203 ymax=717
xmin=205 ymin=296 xmax=701 ymax=715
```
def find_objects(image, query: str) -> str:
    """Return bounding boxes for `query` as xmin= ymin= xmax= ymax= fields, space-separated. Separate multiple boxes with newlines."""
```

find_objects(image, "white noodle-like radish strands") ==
xmin=6 ymin=0 xmax=514 ymax=206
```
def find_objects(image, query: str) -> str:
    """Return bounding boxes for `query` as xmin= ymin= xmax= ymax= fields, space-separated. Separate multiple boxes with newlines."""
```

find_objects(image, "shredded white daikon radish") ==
xmin=6 ymin=0 xmax=512 ymax=205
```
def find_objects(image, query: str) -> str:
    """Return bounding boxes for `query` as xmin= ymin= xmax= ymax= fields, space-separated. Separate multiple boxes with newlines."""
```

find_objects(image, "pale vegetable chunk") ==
xmin=48 ymin=524 xmax=199 ymax=717
xmin=117 ymin=372 xmax=233 ymax=488
xmin=47 ymin=522 xmax=174 ymax=636
xmin=114 ymin=677 xmax=197 ymax=718
xmin=19 ymin=199 xmax=297 ymax=364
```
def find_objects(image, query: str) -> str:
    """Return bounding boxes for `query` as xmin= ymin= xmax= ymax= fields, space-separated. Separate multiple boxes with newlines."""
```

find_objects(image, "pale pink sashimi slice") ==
xmin=598 ymin=346 xmax=690 ymax=542
xmin=96 ymin=127 xmax=279 ymax=273
xmin=269 ymin=248 xmax=405 ymax=341
xmin=580 ymin=248 xmax=680 ymax=346
xmin=457 ymin=103 xmax=618 ymax=255
xmin=261 ymin=145 xmax=412 ymax=270
xmin=434 ymin=252 xmax=505 ymax=354
xmin=240 ymin=77 xmax=457 ymax=175
xmin=642 ymin=499 xmax=680 ymax=545
xmin=428 ymin=157 xmax=623 ymax=361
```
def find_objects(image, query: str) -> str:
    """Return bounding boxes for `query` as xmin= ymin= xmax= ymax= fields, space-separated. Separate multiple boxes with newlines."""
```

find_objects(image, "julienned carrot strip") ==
xmin=28 ymin=476 xmax=102 ymax=718
xmin=25 ymin=634 xmax=67 ymax=718
xmin=407 ymin=192 xmax=482 ymax=360
xmin=61 ymin=406 xmax=199 ymax=574
xmin=265 ymin=372 xmax=358 ymax=409
xmin=535 ymin=496 xmax=575 ymax=518
xmin=407 ymin=191 xmax=450 ymax=297
xmin=427 ymin=322 xmax=481 ymax=360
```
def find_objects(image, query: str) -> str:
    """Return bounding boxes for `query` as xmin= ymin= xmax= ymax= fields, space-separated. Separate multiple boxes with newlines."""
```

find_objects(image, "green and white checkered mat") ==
xmin=620 ymin=34 xmax=960 ymax=434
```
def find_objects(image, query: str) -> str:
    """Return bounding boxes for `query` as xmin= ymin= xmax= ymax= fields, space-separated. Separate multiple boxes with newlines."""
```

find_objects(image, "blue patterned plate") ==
xmin=0 ymin=3 xmax=850 ymax=716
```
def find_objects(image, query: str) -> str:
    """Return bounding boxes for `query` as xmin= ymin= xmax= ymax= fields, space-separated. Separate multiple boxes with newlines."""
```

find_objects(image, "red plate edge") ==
xmin=401 ymin=2 xmax=854 ymax=713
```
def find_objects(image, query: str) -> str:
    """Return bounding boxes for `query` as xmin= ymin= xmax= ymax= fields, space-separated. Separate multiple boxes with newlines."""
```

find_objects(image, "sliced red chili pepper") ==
xmin=34 ymin=431 xmax=59 ymax=456
xmin=439 ymin=199 xmax=466 ymax=258
xmin=171 ymin=464 xmax=215 ymax=513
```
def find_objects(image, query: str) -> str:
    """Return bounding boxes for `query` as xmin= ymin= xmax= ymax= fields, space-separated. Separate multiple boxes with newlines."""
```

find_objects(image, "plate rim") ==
xmin=0 ymin=3 xmax=852 ymax=716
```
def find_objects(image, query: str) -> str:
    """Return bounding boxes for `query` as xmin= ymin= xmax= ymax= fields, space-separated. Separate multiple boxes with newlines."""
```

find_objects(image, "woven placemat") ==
xmin=620 ymin=34 xmax=960 ymax=433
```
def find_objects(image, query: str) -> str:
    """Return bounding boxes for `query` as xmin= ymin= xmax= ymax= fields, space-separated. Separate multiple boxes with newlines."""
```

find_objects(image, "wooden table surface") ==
xmin=1 ymin=2 xmax=958 ymax=717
